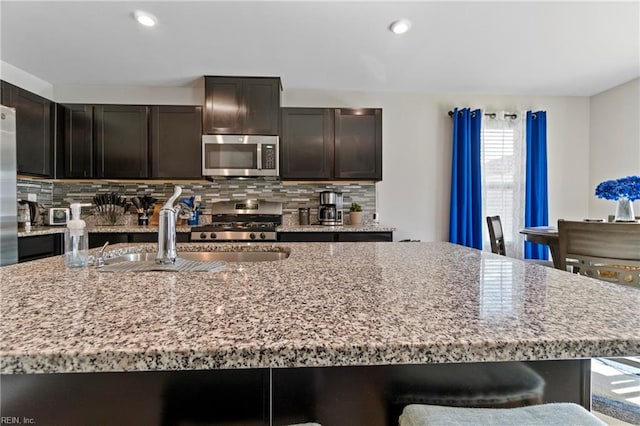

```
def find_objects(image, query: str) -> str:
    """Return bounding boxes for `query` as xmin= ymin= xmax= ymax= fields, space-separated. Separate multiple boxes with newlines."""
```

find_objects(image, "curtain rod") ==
xmin=447 ymin=110 xmax=518 ymax=119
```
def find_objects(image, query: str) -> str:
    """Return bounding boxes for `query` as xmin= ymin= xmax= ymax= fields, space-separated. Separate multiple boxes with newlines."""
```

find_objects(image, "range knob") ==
xmin=250 ymin=233 xmax=256 ymax=240
xmin=259 ymin=232 xmax=266 ymax=240
xmin=200 ymin=232 xmax=207 ymax=240
xmin=210 ymin=233 xmax=217 ymax=239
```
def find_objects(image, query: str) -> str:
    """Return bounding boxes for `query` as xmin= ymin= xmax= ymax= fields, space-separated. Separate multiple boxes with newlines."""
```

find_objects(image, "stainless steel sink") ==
xmin=106 ymin=249 xmax=290 ymax=264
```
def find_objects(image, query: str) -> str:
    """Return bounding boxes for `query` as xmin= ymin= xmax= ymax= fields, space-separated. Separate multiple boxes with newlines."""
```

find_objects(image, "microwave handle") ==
xmin=256 ymin=143 xmax=262 ymax=170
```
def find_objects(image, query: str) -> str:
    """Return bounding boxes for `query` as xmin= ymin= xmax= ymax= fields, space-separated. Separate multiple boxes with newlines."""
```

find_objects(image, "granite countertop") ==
xmin=1 ymin=242 xmax=638 ymax=374
xmin=277 ymin=224 xmax=395 ymax=232
xmin=18 ymin=225 xmax=194 ymax=237
xmin=18 ymin=224 xmax=395 ymax=237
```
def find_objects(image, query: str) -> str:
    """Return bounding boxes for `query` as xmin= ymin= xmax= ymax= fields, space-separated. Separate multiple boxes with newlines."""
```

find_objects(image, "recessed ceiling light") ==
xmin=389 ymin=19 xmax=411 ymax=35
xmin=133 ymin=11 xmax=158 ymax=27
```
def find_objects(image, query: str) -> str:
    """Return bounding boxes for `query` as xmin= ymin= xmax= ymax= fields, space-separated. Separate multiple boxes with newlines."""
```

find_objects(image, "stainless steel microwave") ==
xmin=202 ymin=135 xmax=279 ymax=177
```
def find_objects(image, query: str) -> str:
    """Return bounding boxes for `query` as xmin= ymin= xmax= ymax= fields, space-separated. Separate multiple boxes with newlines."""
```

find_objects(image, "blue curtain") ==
xmin=525 ymin=111 xmax=549 ymax=259
xmin=449 ymin=108 xmax=483 ymax=249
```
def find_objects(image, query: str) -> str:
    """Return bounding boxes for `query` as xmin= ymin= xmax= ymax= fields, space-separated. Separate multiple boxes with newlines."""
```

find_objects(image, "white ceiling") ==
xmin=1 ymin=1 xmax=639 ymax=96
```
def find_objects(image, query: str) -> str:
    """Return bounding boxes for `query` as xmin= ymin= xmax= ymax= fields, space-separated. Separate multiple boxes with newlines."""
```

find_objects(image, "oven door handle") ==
xmin=256 ymin=143 xmax=262 ymax=170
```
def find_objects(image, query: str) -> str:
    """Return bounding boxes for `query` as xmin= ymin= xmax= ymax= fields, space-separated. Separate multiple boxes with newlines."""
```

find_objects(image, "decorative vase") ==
xmin=615 ymin=197 xmax=635 ymax=222
xmin=350 ymin=211 xmax=363 ymax=226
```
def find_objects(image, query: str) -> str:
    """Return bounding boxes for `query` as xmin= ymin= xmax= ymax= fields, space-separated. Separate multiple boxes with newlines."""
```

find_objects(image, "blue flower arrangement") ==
xmin=595 ymin=175 xmax=640 ymax=201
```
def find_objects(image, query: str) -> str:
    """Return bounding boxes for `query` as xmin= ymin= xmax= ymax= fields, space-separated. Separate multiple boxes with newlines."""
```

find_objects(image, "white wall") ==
xmin=54 ymin=80 xmax=204 ymax=105
xmin=283 ymin=90 xmax=590 ymax=242
xmin=589 ymin=78 xmax=640 ymax=218
xmin=0 ymin=61 xmax=54 ymax=99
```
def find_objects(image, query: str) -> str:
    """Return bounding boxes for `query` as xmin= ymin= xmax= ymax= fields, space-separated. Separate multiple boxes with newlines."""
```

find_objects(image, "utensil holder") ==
xmin=138 ymin=213 xmax=149 ymax=226
xmin=298 ymin=208 xmax=310 ymax=225
xmin=187 ymin=210 xmax=199 ymax=226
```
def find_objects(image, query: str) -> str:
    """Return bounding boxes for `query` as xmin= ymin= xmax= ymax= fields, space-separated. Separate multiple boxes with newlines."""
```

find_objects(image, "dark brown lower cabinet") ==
xmin=0 ymin=360 xmax=589 ymax=426
xmin=89 ymin=232 xmax=190 ymax=249
xmin=18 ymin=234 xmax=63 ymax=262
xmin=1 ymin=369 xmax=269 ymax=426
xmin=278 ymin=232 xmax=392 ymax=242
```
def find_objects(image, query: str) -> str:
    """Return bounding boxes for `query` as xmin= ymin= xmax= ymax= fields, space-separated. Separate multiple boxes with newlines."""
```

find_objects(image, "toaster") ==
xmin=48 ymin=207 xmax=69 ymax=225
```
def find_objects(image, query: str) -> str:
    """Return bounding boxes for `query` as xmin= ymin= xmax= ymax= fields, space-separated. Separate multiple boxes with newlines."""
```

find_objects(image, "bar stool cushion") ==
xmin=398 ymin=403 xmax=606 ymax=426
xmin=389 ymin=362 xmax=545 ymax=408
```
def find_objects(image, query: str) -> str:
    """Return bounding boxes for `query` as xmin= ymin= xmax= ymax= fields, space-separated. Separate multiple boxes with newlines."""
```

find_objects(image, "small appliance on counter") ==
xmin=298 ymin=207 xmax=310 ymax=225
xmin=17 ymin=202 xmax=31 ymax=231
xmin=18 ymin=200 xmax=44 ymax=227
xmin=318 ymin=191 xmax=343 ymax=226
xmin=48 ymin=207 xmax=70 ymax=225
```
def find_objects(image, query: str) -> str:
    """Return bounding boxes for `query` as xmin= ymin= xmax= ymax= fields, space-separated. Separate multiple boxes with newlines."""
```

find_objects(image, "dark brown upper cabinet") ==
xmin=150 ymin=105 xmax=202 ymax=179
xmin=1 ymin=81 xmax=53 ymax=177
xmin=62 ymin=104 xmax=93 ymax=178
xmin=334 ymin=108 xmax=382 ymax=180
xmin=204 ymin=76 xmax=281 ymax=135
xmin=94 ymin=105 xmax=149 ymax=179
xmin=280 ymin=107 xmax=382 ymax=181
xmin=280 ymin=108 xmax=334 ymax=180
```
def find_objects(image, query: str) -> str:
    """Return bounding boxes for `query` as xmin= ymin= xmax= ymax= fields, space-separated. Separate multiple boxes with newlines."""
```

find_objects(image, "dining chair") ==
xmin=486 ymin=216 xmax=554 ymax=267
xmin=486 ymin=216 xmax=506 ymax=256
xmin=557 ymin=220 xmax=640 ymax=287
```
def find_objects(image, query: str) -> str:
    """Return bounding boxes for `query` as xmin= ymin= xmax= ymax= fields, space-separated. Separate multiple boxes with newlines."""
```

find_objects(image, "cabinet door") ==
xmin=280 ymin=108 xmax=333 ymax=179
xmin=88 ymin=233 xmax=128 ymax=249
xmin=203 ymin=77 xmax=244 ymax=134
xmin=94 ymin=105 xmax=149 ymax=178
xmin=150 ymin=106 xmax=202 ymax=179
xmin=337 ymin=232 xmax=392 ymax=242
xmin=63 ymin=104 xmax=94 ymax=178
xmin=243 ymin=78 xmax=280 ymax=135
xmin=334 ymin=108 xmax=382 ymax=180
xmin=278 ymin=232 xmax=337 ymax=242
xmin=1 ymin=81 xmax=53 ymax=177
xmin=18 ymin=234 xmax=63 ymax=262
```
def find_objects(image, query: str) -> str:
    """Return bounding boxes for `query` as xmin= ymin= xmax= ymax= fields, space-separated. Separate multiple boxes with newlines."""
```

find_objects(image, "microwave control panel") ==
xmin=262 ymin=144 xmax=277 ymax=170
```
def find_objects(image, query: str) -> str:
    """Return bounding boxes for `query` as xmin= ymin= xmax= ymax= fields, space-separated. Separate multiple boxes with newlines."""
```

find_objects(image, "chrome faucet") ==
xmin=156 ymin=186 xmax=191 ymax=264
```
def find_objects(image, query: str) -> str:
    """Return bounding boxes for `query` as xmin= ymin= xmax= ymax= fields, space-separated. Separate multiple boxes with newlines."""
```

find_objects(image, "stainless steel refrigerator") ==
xmin=0 ymin=104 xmax=18 ymax=266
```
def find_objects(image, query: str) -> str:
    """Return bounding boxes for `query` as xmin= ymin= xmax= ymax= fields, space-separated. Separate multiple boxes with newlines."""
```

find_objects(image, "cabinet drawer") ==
xmin=337 ymin=232 xmax=392 ymax=242
xmin=278 ymin=232 xmax=336 ymax=242
xmin=18 ymin=234 xmax=63 ymax=262
xmin=89 ymin=233 xmax=128 ymax=249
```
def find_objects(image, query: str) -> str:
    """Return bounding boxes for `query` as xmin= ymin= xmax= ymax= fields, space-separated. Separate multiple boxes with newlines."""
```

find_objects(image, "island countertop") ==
xmin=1 ymin=242 xmax=638 ymax=374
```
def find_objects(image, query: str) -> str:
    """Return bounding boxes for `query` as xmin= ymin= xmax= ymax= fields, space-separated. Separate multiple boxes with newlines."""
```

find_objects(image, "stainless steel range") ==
xmin=190 ymin=200 xmax=282 ymax=242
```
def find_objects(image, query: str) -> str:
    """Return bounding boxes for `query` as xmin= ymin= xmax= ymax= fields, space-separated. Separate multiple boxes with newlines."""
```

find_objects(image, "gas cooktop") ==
xmin=191 ymin=200 xmax=282 ymax=242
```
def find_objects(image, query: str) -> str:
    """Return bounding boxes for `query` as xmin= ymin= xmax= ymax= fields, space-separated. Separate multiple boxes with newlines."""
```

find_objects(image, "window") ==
xmin=481 ymin=114 xmax=526 ymax=259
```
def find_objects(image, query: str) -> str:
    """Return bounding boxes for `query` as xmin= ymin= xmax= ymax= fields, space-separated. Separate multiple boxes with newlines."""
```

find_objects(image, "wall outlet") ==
xmin=27 ymin=193 xmax=37 ymax=202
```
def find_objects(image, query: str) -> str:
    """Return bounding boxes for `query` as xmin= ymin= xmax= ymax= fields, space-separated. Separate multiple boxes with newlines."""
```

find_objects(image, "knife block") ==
xmin=149 ymin=205 xmax=161 ymax=226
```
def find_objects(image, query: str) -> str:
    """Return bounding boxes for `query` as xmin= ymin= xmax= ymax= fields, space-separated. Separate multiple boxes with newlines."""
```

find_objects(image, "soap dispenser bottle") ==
xmin=65 ymin=203 xmax=90 ymax=268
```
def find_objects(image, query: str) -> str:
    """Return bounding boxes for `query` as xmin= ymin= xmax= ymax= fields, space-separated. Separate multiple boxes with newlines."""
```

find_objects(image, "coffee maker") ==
xmin=318 ymin=191 xmax=343 ymax=226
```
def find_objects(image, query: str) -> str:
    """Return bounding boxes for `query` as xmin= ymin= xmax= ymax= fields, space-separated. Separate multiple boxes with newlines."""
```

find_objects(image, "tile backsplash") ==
xmin=17 ymin=178 xmax=53 ymax=205
xmin=18 ymin=178 xmax=376 ymax=225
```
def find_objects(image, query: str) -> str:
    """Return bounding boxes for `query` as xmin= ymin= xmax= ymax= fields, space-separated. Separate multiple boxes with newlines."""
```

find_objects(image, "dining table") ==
xmin=519 ymin=226 xmax=561 ymax=269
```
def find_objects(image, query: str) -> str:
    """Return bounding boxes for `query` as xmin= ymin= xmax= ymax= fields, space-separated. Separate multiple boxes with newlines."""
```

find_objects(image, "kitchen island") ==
xmin=1 ymin=242 xmax=638 ymax=425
